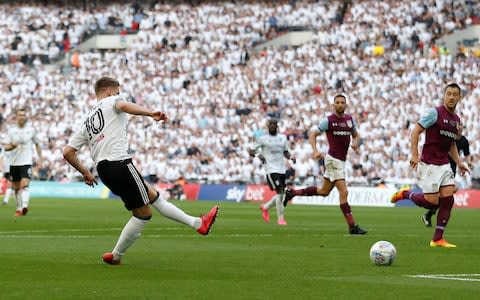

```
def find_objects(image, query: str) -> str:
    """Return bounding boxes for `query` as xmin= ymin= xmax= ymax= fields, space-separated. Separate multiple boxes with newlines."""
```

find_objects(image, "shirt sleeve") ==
xmin=112 ymin=95 xmax=127 ymax=113
xmin=317 ymin=118 xmax=329 ymax=132
xmin=418 ymin=108 xmax=438 ymax=129
xmin=67 ymin=124 xmax=89 ymax=150
xmin=252 ymin=135 xmax=264 ymax=154
xmin=351 ymin=117 xmax=357 ymax=133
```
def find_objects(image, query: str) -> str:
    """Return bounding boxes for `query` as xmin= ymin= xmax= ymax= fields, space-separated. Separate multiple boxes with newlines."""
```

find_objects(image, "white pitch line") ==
xmin=0 ymin=227 xmax=191 ymax=235
xmin=0 ymin=233 xmax=276 ymax=239
xmin=407 ymin=274 xmax=480 ymax=282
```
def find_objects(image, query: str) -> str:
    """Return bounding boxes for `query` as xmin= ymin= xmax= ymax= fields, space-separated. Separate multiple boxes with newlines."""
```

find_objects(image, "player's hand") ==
xmin=152 ymin=111 xmax=168 ymax=122
xmin=83 ymin=172 xmax=98 ymax=187
xmin=351 ymin=143 xmax=359 ymax=153
xmin=409 ymin=156 xmax=420 ymax=169
xmin=458 ymin=162 xmax=470 ymax=176
xmin=312 ymin=151 xmax=323 ymax=160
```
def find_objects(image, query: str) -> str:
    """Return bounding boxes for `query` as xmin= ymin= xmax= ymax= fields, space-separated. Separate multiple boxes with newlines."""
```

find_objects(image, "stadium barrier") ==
xmin=453 ymin=189 xmax=480 ymax=208
xmin=1 ymin=181 xmax=478 ymax=208
xmin=292 ymin=187 xmax=397 ymax=207
xmin=28 ymin=181 xmax=110 ymax=199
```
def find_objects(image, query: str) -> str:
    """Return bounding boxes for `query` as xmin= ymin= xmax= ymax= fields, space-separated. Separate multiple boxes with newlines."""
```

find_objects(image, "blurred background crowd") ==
xmin=1 ymin=0 xmax=479 ymax=189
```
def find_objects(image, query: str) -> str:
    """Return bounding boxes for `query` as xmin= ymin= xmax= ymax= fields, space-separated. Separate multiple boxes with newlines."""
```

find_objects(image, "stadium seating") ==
xmin=0 ymin=0 xmax=478 ymax=188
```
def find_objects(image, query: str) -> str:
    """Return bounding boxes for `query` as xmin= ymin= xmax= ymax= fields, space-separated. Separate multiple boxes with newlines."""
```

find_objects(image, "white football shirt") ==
xmin=68 ymin=95 xmax=131 ymax=164
xmin=5 ymin=124 xmax=39 ymax=166
xmin=253 ymin=133 xmax=289 ymax=174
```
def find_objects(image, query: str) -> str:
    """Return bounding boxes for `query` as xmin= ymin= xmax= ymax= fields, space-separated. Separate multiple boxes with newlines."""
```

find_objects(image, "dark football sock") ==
xmin=340 ymin=203 xmax=355 ymax=227
xmin=432 ymin=196 xmax=454 ymax=241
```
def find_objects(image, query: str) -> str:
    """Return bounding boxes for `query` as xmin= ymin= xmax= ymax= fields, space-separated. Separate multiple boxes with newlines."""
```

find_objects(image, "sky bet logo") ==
xmin=226 ymin=186 xmax=245 ymax=202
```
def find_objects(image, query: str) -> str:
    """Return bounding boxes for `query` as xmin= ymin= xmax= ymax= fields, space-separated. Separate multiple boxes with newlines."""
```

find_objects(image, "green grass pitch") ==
xmin=1 ymin=198 xmax=479 ymax=299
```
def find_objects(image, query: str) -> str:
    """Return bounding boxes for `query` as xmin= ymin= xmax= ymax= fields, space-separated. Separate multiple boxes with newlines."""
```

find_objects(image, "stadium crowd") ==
xmin=0 ymin=0 xmax=144 ymax=65
xmin=0 ymin=0 xmax=479 ymax=189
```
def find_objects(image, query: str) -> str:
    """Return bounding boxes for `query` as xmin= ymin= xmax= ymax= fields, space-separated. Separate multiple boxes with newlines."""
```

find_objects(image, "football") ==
xmin=369 ymin=241 xmax=396 ymax=266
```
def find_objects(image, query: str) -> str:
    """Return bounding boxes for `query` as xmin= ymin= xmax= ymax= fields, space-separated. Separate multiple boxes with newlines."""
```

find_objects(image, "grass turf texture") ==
xmin=1 ymin=198 xmax=479 ymax=300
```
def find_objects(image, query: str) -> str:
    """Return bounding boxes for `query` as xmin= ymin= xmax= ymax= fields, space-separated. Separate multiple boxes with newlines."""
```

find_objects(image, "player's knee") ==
xmin=318 ymin=190 xmax=328 ymax=196
xmin=425 ymin=195 xmax=439 ymax=205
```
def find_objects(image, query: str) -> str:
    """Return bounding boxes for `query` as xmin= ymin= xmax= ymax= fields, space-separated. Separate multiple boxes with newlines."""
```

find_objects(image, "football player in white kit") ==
xmin=249 ymin=119 xmax=293 ymax=225
xmin=63 ymin=77 xmax=218 ymax=265
xmin=4 ymin=108 xmax=42 ymax=216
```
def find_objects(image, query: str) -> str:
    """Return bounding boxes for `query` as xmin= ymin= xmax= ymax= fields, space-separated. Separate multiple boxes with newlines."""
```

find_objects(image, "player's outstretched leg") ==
xmin=283 ymin=186 xmax=318 ymax=206
xmin=150 ymin=192 xmax=218 ymax=235
xmin=391 ymin=187 xmax=438 ymax=209
xmin=390 ymin=186 xmax=411 ymax=203
xmin=197 ymin=206 xmax=219 ymax=235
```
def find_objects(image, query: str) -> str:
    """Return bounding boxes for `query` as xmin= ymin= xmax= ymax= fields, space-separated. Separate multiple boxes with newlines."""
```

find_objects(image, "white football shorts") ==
xmin=417 ymin=162 xmax=455 ymax=194
xmin=323 ymin=154 xmax=346 ymax=182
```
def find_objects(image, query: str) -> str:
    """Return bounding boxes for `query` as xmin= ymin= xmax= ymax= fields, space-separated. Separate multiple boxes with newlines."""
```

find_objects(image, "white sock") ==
xmin=264 ymin=195 xmax=279 ymax=210
xmin=151 ymin=194 xmax=201 ymax=229
xmin=21 ymin=188 xmax=30 ymax=208
xmin=275 ymin=192 xmax=285 ymax=219
xmin=112 ymin=216 xmax=149 ymax=259
xmin=15 ymin=191 xmax=21 ymax=211
xmin=3 ymin=188 xmax=13 ymax=204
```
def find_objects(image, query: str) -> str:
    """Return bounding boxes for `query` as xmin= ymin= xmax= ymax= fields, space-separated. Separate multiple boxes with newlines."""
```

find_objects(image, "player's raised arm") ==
xmin=115 ymin=101 xmax=167 ymax=122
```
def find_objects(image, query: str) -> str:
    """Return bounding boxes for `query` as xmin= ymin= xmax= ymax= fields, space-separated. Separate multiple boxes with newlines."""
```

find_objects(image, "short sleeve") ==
xmin=67 ymin=124 xmax=89 ymax=150
xmin=112 ymin=95 xmax=127 ymax=113
xmin=317 ymin=118 xmax=329 ymax=132
xmin=418 ymin=108 xmax=438 ymax=129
